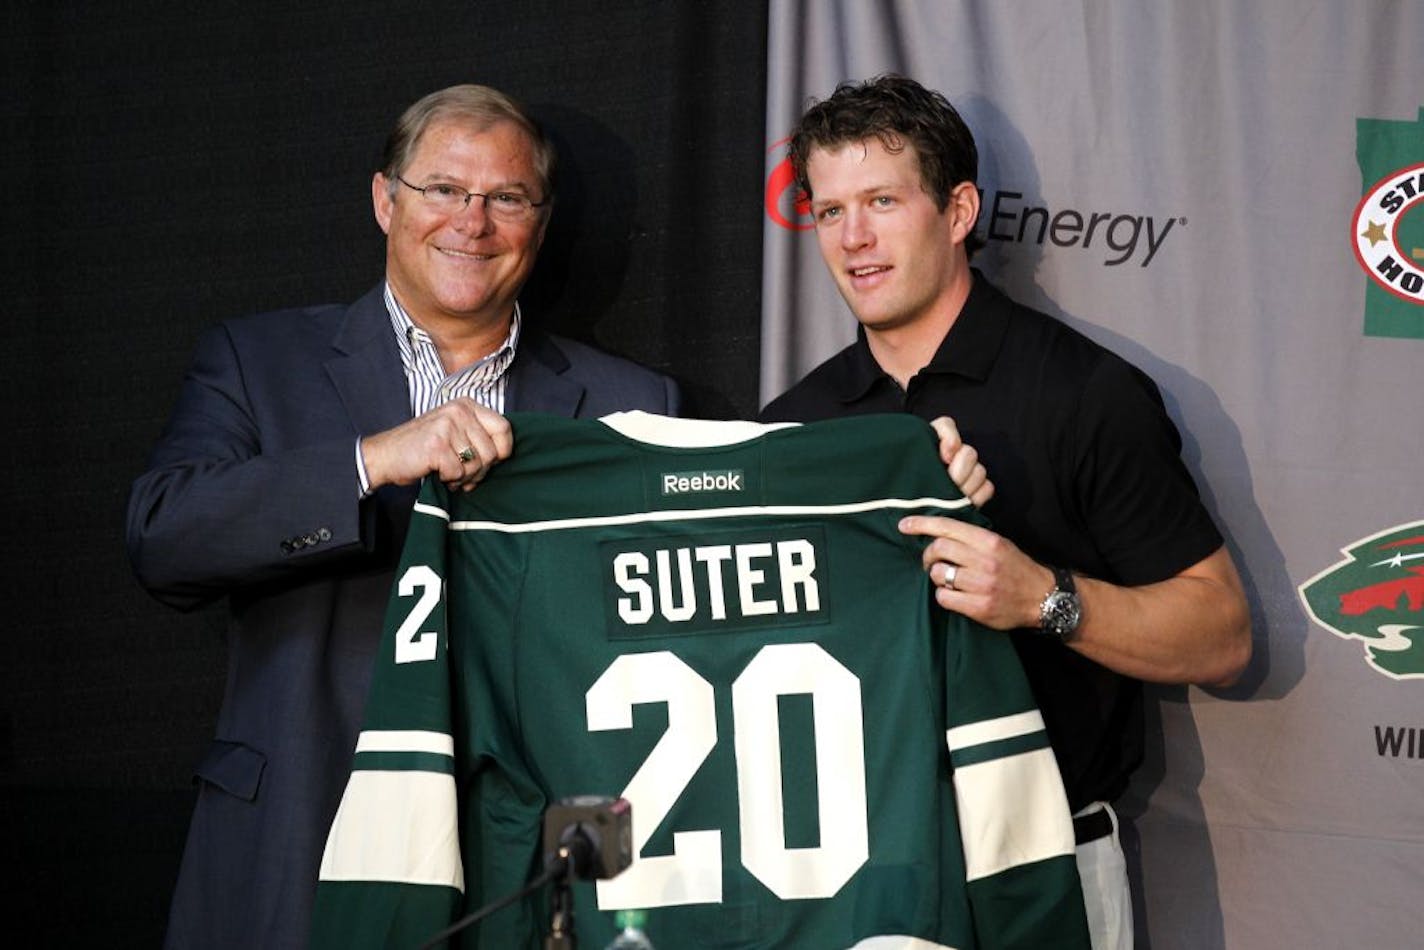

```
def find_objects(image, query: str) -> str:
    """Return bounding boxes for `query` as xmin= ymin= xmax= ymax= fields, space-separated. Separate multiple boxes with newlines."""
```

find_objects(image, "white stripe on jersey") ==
xmin=355 ymin=729 xmax=455 ymax=757
xmin=945 ymin=709 xmax=1046 ymax=751
xmin=318 ymin=768 xmax=464 ymax=890
xmin=953 ymin=747 xmax=1076 ymax=882
xmin=412 ymin=495 xmax=973 ymax=535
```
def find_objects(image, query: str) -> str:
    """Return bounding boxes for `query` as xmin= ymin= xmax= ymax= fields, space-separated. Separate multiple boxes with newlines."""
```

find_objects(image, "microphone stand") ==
xmin=417 ymin=796 xmax=631 ymax=949
xmin=544 ymin=842 xmax=580 ymax=949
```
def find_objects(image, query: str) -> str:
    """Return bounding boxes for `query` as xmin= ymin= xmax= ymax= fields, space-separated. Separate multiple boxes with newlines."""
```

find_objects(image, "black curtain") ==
xmin=1 ymin=2 xmax=767 ymax=942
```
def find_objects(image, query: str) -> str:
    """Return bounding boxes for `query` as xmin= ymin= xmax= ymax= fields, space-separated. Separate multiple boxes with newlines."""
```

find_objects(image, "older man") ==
xmin=127 ymin=85 xmax=680 ymax=950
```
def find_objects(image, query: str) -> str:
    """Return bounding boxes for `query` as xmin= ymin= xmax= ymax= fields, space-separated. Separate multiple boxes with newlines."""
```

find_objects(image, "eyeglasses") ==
xmin=395 ymin=176 xmax=548 ymax=221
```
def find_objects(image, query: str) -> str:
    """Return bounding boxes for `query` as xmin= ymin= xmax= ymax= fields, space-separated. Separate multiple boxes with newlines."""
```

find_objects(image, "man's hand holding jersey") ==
xmin=361 ymin=398 xmax=513 ymax=492
xmin=931 ymin=416 xmax=994 ymax=508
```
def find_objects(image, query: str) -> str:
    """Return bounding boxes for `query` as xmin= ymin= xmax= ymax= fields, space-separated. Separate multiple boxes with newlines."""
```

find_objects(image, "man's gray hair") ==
xmin=380 ymin=84 xmax=556 ymax=200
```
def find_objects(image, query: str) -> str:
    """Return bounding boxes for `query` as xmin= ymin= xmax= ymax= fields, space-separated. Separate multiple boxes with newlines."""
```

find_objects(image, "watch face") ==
xmin=1042 ymin=591 xmax=1081 ymax=639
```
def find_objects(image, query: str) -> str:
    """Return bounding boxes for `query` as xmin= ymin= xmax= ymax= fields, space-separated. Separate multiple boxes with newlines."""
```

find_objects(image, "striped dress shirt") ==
xmin=356 ymin=283 xmax=522 ymax=494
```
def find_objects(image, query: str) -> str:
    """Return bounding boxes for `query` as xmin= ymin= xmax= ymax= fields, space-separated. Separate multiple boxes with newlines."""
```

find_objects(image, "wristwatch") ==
xmin=1038 ymin=567 xmax=1082 ymax=643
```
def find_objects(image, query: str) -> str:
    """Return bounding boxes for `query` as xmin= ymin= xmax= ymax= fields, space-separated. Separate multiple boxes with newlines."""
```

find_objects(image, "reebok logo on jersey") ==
xmin=661 ymin=469 xmax=745 ymax=495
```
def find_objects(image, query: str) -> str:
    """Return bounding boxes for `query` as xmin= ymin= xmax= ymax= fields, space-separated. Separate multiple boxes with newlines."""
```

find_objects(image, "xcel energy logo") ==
xmin=765 ymin=141 xmax=1182 ymax=267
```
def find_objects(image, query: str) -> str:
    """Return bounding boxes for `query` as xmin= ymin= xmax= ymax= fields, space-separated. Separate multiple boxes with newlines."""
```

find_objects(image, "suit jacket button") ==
xmin=303 ymin=532 xmax=319 ymax=546
xmin=280 ymin=540 xmax=294 ymax=554
xmin=317 ymin=528 xmax=332 ymax=541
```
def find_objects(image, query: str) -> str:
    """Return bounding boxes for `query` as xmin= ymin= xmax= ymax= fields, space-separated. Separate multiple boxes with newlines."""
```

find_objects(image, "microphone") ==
xmin=543 ymin=795 xmax=635 ymax=881
xmin=543 ymin=796 xmax=635 ymax=950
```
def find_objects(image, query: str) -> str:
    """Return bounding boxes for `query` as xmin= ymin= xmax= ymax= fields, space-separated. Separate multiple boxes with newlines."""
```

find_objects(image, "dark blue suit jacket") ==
xmin=126 ymin=285 xmax=681 ymax=949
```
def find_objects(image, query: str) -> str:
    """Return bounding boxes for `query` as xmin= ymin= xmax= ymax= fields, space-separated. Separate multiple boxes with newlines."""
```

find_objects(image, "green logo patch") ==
xmin=1354 ymin=109 xmax=1424 ymax=338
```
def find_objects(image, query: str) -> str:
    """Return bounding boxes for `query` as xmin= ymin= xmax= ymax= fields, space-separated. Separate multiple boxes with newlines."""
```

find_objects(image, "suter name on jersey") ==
xmin=612 ymin=536 xmax=821 ymax=626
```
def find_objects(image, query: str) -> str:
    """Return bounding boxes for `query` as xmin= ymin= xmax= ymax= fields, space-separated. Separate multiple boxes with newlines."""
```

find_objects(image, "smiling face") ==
xmin=806 ymin=137 xmax=977 ymax=337
xmin=372 ymin=118 xmax=549 ymax=336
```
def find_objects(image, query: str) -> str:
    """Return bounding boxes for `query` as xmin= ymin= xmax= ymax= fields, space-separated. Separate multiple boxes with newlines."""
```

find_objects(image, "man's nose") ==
xmin=840 ymin=208 xmax=873 ymax=250
xmin=451 ymin=195 xmax=494 ymax=234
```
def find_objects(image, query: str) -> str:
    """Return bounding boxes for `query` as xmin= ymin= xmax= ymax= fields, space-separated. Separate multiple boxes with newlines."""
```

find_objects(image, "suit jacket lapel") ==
xmin=507 ymin=330 xmax=586 ymax=417
xmin=326 ymin=285 xmax=411 ymax=436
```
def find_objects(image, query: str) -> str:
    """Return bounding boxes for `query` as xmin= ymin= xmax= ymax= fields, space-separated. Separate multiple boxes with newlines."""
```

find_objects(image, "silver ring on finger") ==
xmin=942 ymin=565 xmax=958 ymax=590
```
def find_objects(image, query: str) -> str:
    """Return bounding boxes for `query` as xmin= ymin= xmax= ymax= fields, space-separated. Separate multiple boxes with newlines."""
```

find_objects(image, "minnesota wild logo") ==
xmin=1355 ymin=108 xmax=1424 ymax=339
xmin=1299 ymin=522 xmax=1424 ymax=680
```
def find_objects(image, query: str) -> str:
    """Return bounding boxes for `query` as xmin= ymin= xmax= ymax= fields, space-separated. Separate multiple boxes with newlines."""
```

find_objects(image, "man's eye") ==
xmin=872 ymin=195 xmax=894 ymax=207
xmin=489 ymin=192 xmax=527 ymax=207
xmin=428 ymin=184 xmax=463 ymax=198
xmin=816 ymin=206 xmax=841 ymax=221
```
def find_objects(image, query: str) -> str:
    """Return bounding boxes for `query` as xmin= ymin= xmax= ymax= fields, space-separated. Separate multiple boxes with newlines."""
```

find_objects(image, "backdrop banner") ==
xmin=761 ymin=3 xmax=1423 ymax=947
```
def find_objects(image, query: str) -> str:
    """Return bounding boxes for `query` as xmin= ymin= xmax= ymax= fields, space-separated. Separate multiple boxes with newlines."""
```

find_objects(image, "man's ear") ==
xmin=372 ymin=173 xmax=394 ymax=235
xmin=947 ymin=181 xmax=980 ymax=246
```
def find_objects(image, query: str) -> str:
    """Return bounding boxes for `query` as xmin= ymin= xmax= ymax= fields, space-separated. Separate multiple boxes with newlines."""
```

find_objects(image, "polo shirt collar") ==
xmin=827 ymin=329 xmax=889 ymax=404
xmin=830 ymin=269 xmax=1009 ymax=402
xmin=919 ymin=270 xmax=1007 ymax=383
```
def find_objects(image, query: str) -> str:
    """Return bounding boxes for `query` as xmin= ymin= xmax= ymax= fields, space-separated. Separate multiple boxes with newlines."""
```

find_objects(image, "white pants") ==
xmin=1074 ymin=802 xmax=1133 ymax=950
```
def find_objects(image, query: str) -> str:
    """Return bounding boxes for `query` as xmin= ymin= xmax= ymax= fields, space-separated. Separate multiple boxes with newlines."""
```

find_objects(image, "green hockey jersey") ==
xmin=311 ymin=412 xmax=1088 ymax=949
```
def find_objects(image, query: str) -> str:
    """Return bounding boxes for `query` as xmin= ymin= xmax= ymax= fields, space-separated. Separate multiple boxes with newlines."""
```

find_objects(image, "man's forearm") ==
xmin=1069 ymin=546 xmax=1252 ymax=686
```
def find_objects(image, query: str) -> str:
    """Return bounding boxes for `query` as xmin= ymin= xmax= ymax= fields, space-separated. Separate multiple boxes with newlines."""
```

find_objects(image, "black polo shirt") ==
xmin=761 ymin=272 xmax=1223 ymax=810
